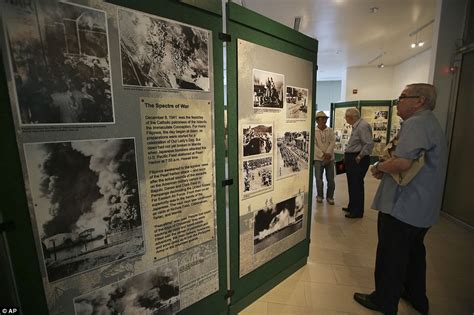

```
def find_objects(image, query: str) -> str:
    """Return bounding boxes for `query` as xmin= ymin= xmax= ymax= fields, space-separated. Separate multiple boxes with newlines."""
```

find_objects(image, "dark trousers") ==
xmin=370 ymin=212 xmax=430 ymax=315
xmin=344 ymin=153 xmax=370 ymax=216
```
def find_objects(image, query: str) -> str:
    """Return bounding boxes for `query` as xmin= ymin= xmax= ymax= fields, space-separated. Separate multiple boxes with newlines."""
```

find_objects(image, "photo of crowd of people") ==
xmin=373 ymin=121 xmax=388 ymax=131
xmin=3 ymin=1 xmax=114 ymax=124
xmin=286 ymin=86 xmax=308 ymax=119
xmin=253 ymin=69 xmax=284 ymax=108
xmin=243 ymin=124 xmax=273 ymax=157
xmin=119 ymin=8 xmax=209 ymax=91
xmin=276 ymin=131 xmax=309 ymax=178
xmin=253 ymin=193 xmax=304 ymax=253
xmin=243 ymin=157 xmax=273 ymax=194
xmin=374 ymin=110 xmax=388 ymax=120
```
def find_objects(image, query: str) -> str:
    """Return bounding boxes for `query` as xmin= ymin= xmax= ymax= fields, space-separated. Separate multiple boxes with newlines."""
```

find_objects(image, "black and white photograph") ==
xmin=243 ymin=124 xmax=273 ymax=157
xmin=253 ymin=69 xmax=284 ymax=108
xmin=24 ymin=138 xmax=144 ymax=282
xmin=3 ymin=1 xmax=114 ymax=125
xmin=373 ymin=121 xmax=388 ymax=131
xmin=74 ymin=261 xmax=180 ymax=315
xmin=276 ymin=131 xmax=309 ymax=178
xmin=374 ymin=110 xmax=389 ymax=120
xmin=253 ymin=193 xmax=304 ymax=253
xmin=118 ymin=8 xmax=209 ymax=91
xmin=243 ymin=157 xmax=273 ymax=194
xmin=286 ymin=86 xmax=308 ymax=119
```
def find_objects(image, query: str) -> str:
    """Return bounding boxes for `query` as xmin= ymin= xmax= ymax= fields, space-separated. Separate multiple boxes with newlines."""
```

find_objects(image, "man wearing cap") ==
xmin=343 ymin=107 xmax=373 ymax=218
xmin=314 ymin=111 xmax=336 ymax=204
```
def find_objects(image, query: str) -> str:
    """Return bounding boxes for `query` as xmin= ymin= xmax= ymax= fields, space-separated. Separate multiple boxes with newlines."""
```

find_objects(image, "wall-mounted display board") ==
xmin=0 ymin=1 xmax=227 ymax=314
xmin=359 ymin=101 xmax=392 ymax=157
xmin=226 ymin=3 xmax=318 ymax=313
xmin=331 ymin=100 xmax=395 ymax=159
xmin=331 ymin=101 xmax=358 ymax=155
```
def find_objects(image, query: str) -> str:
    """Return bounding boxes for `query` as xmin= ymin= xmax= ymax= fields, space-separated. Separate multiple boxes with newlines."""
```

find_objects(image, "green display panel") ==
xmin=331 ymin=100 xmax=396 ymax=162
xmin=0 ymin=1 xmax=227 ymax=314
xmin=226 ymin=3 xmax=318 ymax=313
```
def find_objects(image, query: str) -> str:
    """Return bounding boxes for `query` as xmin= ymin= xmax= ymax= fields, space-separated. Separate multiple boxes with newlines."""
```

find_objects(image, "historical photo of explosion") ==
xmin=253 ymin=193 xmax=304 ymax=254
xmin=276 ymin=131 xmax=310 ymax=178
xmin=24 ymin=138 xmax=143 ymax=282
xmin=74 ymin=261 xmax=180 ymax=315
xmin=243 ymin=157 xmax=273 ymax=195
xmin=253 ymin=69 xmax=284 ymax=108
xmin=118 ymin=8 xmax=209 ymax=91
xmin=242 ymin=124 xmax=273 ymax=157
xmin=286 ymin=86 xmax=308 ymax=120
xmin=2 ymin=1 xmax=114 ymax=125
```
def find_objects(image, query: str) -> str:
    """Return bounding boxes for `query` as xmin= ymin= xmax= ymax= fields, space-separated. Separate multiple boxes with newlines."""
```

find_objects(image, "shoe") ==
xmin=317 ymin=197 xmax=323 ymax=203
xmin=353 ymin=293 xmax=382 ymax=312
xmin=342 ymin=207 xmax=349 ymax=212
xmin=345 ymin=213 xmax=363 ymax=218
xmin=327 ymin=198 xmax=335 ymax=205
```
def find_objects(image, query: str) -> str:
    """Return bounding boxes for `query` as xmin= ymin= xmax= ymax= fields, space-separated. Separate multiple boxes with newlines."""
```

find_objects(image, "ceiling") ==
xmin=238 ymin=0 xmax=437 ymax=80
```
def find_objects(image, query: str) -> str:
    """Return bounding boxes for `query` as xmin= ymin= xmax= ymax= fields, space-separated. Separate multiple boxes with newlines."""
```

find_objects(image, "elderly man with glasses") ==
xmin=343 ymin=107 xmax=373 ymax=218
xmin=353 ymin=83 xmax=448 ymax=315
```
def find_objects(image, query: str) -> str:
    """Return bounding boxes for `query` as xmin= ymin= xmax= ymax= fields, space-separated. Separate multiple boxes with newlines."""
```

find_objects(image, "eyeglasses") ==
xmin=394 ymin=95 xmax=420 ymax=104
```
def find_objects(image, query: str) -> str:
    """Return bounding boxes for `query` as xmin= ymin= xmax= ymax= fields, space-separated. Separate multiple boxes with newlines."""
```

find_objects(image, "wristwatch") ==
xmin=373 ymin=161 xmax=380 ymax=171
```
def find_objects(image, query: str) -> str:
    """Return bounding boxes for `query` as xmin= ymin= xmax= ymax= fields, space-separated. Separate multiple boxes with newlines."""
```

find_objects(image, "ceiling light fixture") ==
xmin=378 ymin=63 xmax=385 ymax=68
xmin=409 ymin=19 xmax=434 ymax=48
xmin=368 ymin=51 xmax=386 ymax=65
xmin=369 ymin=6 xmax=379 ymax=13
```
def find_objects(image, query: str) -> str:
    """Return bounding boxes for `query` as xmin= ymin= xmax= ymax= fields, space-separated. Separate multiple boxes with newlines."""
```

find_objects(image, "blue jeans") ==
xmin=314 ymin=160 xmax=335 ymax=199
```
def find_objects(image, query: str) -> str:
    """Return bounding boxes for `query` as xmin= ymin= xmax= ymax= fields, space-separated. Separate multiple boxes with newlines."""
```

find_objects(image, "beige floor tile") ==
xmin=331 ymin=265 xmax=375 ymax=289
xmin=239 ymin=301 xmax=267 ymax=315
xmin=260 ymin=280 xmax=308 ymax=307
xmin=296 ymin=261 xmax=338 ymax=284
xmin=266 ymin=302 xmax=314 ymax=315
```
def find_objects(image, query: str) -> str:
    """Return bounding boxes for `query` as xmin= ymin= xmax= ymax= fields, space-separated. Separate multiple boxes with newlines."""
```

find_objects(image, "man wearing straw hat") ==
xmin=314 ymin=111 xmax=336 ymax=205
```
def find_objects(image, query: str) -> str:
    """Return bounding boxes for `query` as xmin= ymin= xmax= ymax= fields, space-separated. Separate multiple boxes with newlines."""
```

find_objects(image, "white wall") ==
xmin=392 ymin=49 xmax=432 ymax=97
xmin=344 ymin=66 xmax=394 ymax=101
xmin=316 ymin=80 xmax=341 ymax=112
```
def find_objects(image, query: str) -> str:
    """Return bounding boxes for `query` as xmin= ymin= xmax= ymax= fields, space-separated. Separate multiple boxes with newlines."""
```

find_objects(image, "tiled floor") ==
xmin=240 ymin=174 xmax=474 ymax=314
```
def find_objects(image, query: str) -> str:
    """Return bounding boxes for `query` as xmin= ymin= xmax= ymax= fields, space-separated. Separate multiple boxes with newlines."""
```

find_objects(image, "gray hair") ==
xmin=406 ymin=83 xmax=437 ymax=110
xmin=345 ymin=107 xmax=360 ymax=119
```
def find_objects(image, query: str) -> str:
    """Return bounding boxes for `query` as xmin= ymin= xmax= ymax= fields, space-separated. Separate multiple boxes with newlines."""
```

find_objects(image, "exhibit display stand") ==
xmin=226 ymin=3 xmax=318 ymax=313
xmin=331 ymin=100 xmax=396 ymax=163
xmin=0 ymin=1 xmax=318 ymax=314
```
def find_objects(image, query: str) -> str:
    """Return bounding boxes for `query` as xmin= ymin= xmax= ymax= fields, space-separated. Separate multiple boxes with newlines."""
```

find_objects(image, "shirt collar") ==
xmin=352 ymin=118 xmax=361 ymax=128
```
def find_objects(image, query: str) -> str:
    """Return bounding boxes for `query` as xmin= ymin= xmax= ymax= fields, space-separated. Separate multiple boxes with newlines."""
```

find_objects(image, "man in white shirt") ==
xmin=314 ymin=111 xmax=336 ymax=204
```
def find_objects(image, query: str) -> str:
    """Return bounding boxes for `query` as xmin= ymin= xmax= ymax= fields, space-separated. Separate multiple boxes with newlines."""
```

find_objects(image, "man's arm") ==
xmin=373 ymin=156 xmax=414 ymax=174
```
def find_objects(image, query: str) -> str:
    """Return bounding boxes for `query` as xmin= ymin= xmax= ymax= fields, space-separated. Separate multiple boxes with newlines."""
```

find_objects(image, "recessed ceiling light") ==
xmin=418 ymin=41 xmax=425 ymax=47
xmin=411 ymin=43 xmax=416 ymax=48
xmin=369 ymin=7 xmax=379 ymax=13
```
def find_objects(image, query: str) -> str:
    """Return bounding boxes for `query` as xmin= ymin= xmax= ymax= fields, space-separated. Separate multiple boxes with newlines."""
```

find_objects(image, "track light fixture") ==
xmin=409 ymin=19 xmax=434 ymax=48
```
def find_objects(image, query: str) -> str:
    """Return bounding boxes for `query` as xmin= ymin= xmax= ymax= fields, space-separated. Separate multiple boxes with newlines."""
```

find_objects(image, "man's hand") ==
xmin=323 ymin=153 xmax=332 ymax=161
xmin=370 ymin=165 xmax=383 ymax=179
xmin=355 ymin=155 xmax=362 ymax=164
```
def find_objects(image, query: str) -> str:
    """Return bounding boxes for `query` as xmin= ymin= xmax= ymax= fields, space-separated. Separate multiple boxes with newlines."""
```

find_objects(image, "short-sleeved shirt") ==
xmin=345 ymin=118 xmax=374 ymax=157
xmin=371 ymin=110 xmax=448 ymax=228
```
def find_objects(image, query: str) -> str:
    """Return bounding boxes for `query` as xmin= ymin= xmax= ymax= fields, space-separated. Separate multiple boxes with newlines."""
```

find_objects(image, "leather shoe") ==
xmin=342 ymin=207 xmax=349 ymax=212
xmin=353 ymin=293 xmax=382 ymax=312
xmin=345 ymin=213 xmax=363 ymax=218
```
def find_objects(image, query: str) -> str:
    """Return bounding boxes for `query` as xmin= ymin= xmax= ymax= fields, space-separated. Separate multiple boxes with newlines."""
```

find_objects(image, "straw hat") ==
xmin=316 ymin=111 xmax=328 ymax=119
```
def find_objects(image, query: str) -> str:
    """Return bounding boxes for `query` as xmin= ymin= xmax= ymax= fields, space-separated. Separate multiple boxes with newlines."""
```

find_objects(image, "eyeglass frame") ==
xmin=394 ymin=95 xmax=420 ymax=104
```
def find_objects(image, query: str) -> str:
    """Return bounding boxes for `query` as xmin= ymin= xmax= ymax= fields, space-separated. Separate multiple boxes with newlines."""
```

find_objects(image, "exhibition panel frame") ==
xmin=226 ymin=3 xmax=318 ymax=313
xmin=0 ymin=0 xmax=227 ymax=314
xmin=331 ymin=100 xmax=395 ymax=162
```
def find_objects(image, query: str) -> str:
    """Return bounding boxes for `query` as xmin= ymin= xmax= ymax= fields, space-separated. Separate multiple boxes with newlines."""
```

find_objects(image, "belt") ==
xmin=344 ymin=152 xmax=360 ymax=155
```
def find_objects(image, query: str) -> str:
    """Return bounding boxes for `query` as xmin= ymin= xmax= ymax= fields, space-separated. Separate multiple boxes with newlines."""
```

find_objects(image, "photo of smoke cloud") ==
xmin=24 ymin=138 xmax=143 ymax=282
xmin=253 ymin=193 xmax=304 ymax=253
xmin=118 ymin=8 xmax=209 ymax=91
xmin=286 ymin=86 xmax=308 ymax=119
xmin=3 ymin=1 xmax=114 ymax=125
xmin=253 ymin=69 xmax=284 ymax=108
xmin=276 ymin=131 xmax=309 ymax=178
xmin=74 ymin=261 xmax=180 ymax=315
xmin=243 ymin=124 xmax=273 ymax=157
xmin=243 ymin=157 xmax=272 ymax=194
